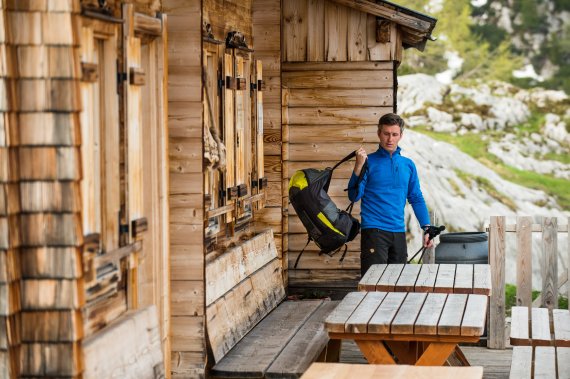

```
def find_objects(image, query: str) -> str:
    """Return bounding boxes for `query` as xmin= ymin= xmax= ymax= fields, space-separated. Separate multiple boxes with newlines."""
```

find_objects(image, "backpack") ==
xmin=288 ymin=151 xmax=367 ymax=268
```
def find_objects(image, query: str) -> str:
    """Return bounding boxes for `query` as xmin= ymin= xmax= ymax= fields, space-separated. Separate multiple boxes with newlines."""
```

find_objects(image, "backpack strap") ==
xmin=293 ymin=236 xmax=312 ymax=269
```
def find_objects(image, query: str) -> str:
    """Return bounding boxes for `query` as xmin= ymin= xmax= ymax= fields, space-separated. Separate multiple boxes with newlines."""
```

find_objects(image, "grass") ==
xmin=505 ymin=283 xmax=569 ymax=317
xmin=416 ymin=126 xmax=570 ymax=210
xmin=454 ymin=169 xmax=518 ymax=210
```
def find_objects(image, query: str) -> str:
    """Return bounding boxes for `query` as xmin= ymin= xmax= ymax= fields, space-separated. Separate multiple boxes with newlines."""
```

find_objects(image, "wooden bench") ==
xmin=302 ymin=362 xmax=484 ymax=379
xmin=510 ymin=346 xmax=570 ymax=378
xmin=509 ymin=307 xmax=570 ymax=378
xmin=207 ymin=230 xmax=338 ymax=378
xmin=510 ymin=307 xmax=570 ymax=347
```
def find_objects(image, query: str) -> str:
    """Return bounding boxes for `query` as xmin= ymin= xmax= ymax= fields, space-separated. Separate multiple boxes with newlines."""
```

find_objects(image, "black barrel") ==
xmin=435 ymin=232 xmax=488 ymax=264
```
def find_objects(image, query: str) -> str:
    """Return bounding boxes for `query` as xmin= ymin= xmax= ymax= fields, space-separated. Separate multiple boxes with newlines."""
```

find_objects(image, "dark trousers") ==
xmin=360 ymin=228 xmax=407 ymax=277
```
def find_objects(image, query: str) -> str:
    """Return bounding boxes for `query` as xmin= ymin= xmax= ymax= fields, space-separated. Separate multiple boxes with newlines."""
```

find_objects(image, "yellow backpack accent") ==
xmin=317 ymin=212 xmax=345 ymax=236
xmin=289 ymin=170 xmax=309 ymax=190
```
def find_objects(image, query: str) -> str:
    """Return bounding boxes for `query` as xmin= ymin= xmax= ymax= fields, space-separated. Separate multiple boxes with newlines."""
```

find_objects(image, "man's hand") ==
xmin=354 ymin=146 xmax=367 ymax=176
xmin=423 ymin=233 xmax=434 ymax=248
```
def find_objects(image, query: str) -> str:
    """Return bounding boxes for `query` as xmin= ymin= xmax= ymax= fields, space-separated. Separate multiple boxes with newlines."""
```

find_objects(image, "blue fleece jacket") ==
xmin=347 ymin=146 xmax=430 ymax=232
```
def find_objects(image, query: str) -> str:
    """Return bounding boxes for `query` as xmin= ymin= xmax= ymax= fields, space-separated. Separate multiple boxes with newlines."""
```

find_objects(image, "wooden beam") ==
xmin=134 ymin=13 xmax=162 ymax=37
xmin=327 ymin=0 xmax=432 ymax=32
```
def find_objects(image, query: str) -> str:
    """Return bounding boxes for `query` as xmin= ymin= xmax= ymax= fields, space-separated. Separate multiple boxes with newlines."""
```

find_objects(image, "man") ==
xmin=348 ymin=113 xmax=433 ymax=276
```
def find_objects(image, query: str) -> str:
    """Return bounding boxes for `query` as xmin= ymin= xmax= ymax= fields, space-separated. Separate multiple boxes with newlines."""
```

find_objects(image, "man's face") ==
xmin=378 ymin=124 xmax=402 ymax=153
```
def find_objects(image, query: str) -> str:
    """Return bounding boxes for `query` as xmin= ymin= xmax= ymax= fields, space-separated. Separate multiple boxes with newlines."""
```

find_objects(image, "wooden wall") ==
xmin=252 ymin=0 xmax=284 ymax=277
xmin=1 ymin=1 xmax=85 ymax=377
xmin=163 ymin=0 xmax=205 ymax=378
xmin=282 ymin=0 xmax=399 ymax=291
xmin=282 ymin=0 xmax=402 ymax=63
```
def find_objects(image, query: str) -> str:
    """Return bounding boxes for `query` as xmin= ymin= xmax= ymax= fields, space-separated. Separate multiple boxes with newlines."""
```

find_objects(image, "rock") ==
xmin=543 ymin=113 xmax=570 ymax=146
xmin=427 ymin=107 xmax=456 ymax=132
xmin=460 ymin=113 xmax=484 ymax=130
xmin=398 ymin=74 xmax=447 ymax=115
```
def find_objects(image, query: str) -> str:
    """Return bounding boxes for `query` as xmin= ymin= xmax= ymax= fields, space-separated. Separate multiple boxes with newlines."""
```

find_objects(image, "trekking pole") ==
xmin=407 ymin=225 xmax=445 ymax=263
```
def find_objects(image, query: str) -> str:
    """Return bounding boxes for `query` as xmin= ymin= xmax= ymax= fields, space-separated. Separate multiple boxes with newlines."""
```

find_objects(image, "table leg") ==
xmin=322 ymin=339 xmax=341 ymax=362
xmin=415 ymin=342 xmax=457 ymax=366
xmin=355 ymin=340 xmax=397 ymax=364
xmin=385 ymin=341 xmax=418 ymax=365
xmin=452 ymin=346 xmax=471 ymax=366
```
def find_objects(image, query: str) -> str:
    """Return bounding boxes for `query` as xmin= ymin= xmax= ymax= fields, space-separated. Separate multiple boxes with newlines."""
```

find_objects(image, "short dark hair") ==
xmin=378 ymin=113 xmax=405 ymax=133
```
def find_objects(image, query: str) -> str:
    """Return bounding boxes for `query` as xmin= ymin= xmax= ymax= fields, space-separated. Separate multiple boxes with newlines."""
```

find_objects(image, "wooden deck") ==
xmin=339 ymin=341 xmax=513 ymax=379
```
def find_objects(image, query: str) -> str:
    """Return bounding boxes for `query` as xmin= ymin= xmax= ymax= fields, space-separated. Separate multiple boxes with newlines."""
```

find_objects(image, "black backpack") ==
xmin=288 ymin=151 xmax=367 ymax=268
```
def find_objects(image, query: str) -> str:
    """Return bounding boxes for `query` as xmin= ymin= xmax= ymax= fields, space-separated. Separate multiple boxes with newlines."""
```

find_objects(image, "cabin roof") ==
xmin=328 ymin=0 xmax=438 ymax=51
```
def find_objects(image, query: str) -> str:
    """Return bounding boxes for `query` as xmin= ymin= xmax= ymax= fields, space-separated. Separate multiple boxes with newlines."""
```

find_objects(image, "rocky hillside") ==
xmin=398 ymin=74 xmax=569 ymax=285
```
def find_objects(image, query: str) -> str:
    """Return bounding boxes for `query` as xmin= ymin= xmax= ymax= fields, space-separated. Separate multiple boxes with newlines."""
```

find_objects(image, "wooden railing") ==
xmin=488 ymin=216 xmax=569 ymax=349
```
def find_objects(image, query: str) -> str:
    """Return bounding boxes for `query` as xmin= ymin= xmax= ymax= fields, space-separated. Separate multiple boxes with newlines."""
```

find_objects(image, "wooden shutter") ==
xmin=254 ymin=59 xmax=265 ymax=208
xmin=79 ymin=19 xmax=121 ymax=252
xmin=223 ymin=52 xmax=236 ymax=223
xmin=123 ymin=4 xmax=144 ymax=243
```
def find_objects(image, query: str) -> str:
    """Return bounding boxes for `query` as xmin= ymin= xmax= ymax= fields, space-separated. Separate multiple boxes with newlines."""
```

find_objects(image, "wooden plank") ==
xmin=282 ymin=61 xmax=393 ymax=71
xmin=205 ymin=229 xmax=277 ymax=305
xmin=21 ymin=310 xmax=82 ymax=342
xmin=541 ymin=217 xmax=558 ymax=309
xmin=286 ymin=88 xmax=392 ymax=107
xmin=206 ymin=258 xmax=286 ymax=362
xmin=283 ymin=0 xmax=308 ymax=62
xmin=534 ymin=346 xmax=556 ymax=378
xmin=324 ymin=292 xmax=366 ymax=333
xmin=211 ymin=300 xmax=322 ymax=377
xmin=510 ymin=306 xmax=530 ymax=346
xmin=345 ymin=292 xmax=386 ymax=333
xmin=390 ymin=292 xmax=427 ymax=334
xmin=394 ymin=264 xmax=421 ymax=292
xmin=489 ymin=216 xmax=506 ymax=349
xmin=454 ymin=264 xmax=474 ymax=294
xmin=367 ymin=291 xmax=406 ymax=334
xmin=282 ymin=70 xmax=392 ymax=89
xmin=376 ymin=264 xmax=404 ymax=291
xmin=438 ymin=294 xmax=468 ymax=336
xmin=324 ymin=1 xmax=348 ymax=62
xmin=286 ymin=107 xmax=389 ymax=125
xmin=414 ymin=293 xmax=447 ymax=335
xmin=82 ymin=291 xmax=127 ymax=338
xmin=327 ymin=0 xmax=433 ymax=32
xmin=516 ymin=216 xmax=533 ymax=307
xmin=558 ymin=347 xmax=570 ymax=379
xmin=288 ymin=142 xmax=380 ymax=161
xmin=357 ymin=264 xmax=386 ymax=291
xmin=21 ymin=279 xmax=84 ymax=310
xmin=301 ymin=363 xmax=485 ymax=379
xmin=415 ymin=264 xmax=438 ymax=292
xmin=473 ymin=264 xmax=492 ymax=296
xmin=289 ymin=250 xmax=360 ymax=270
xmin=265 ymin=300 xmax=339 ymax=378
xmin=307 ymin=0 xmax=325 ymax=61
xmin=347 ymin=8 xmax=367 ymax=61
xmin=0 ymin=249 xmax=19 ymax=283
xmin=170 ymin=280 xmax=204 ymax=316
xmin=20 ymin=342 xmax=82 ymax=377
xmin=433 ymin=264 xmax=456 ymax=293
xmin=553 ymin=310 xmax=570 ymax=347
xmin=509 ymin=346 xmax=532 ymax=379
xmin=0 ymin=282 xmax=19 ymax=316
xmin=83 ymin=306 xmax=164 ymax=379
xmin=461 ymin=295 xmax=487 ymax=336
xmin=531 ymin=307 xmax=551 ymax=346
xmin=503 ymin=223 xmax=569 ymax=232
xmin=255 ymin=59 xmax=265 ymax=186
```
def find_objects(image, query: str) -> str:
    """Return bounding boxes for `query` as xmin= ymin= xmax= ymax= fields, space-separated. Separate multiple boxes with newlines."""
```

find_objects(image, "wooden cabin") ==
xmin=0 ymin=0 xmax=436 ymax=378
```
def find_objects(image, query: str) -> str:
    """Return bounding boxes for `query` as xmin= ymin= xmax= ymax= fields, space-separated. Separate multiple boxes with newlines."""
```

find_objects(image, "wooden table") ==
xmin=358 ymin=264 xmax=492 ymax=295
xmin=301 ymin=362 xmax=484 ymax=379
xmin=325 ymin=291 xmax=488 ymax=366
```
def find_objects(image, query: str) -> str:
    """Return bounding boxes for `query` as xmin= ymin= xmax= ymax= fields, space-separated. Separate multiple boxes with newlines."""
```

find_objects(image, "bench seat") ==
xmin=211 ymin=299 xmax=339 ymax=379
xmin=510 ymin=346 xmax=570 ymax=378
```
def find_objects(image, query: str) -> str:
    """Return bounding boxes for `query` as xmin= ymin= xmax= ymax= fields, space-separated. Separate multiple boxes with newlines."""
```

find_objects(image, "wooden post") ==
xmin=568 ymin=217 xmax=569 ymax=304
xmin=516 ymin=216 xmax=532 ymax=307
xmin=488 ymin=216 xmax=506 ymax=349
xmin=541 ymin=217 xmax=558 ymax=309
